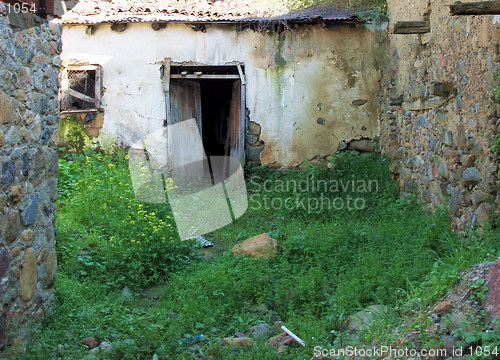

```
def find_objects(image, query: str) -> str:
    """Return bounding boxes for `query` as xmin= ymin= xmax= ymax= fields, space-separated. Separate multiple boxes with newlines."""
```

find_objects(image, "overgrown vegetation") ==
xmin=20 ymin=149 xmax=498 ymax=359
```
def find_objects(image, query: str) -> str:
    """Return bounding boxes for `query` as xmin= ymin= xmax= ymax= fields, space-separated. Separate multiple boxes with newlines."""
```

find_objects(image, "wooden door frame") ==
xmin=161 ymin=59 xmax=246 ymax=164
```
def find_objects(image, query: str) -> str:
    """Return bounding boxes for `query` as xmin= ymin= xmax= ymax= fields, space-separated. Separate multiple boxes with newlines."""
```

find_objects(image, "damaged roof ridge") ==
xmin=62 ymin=1 xmax=363 ymax=25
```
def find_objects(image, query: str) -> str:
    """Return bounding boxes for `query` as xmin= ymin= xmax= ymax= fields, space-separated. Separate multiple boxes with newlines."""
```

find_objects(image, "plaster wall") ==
xmin=61 ymin=22 xmax=384 ymax=166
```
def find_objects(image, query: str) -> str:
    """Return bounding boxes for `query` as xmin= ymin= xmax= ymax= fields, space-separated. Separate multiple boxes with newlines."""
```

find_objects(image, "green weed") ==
xmin=20 ymin=149 xmax=499 ymax=360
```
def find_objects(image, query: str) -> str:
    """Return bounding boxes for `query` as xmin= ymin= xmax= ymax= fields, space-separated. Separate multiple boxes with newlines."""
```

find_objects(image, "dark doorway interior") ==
xmin=198 ymin=79 xmax=235 ymax=157
xmin=168 ymin=64 xmax=245 ymax=162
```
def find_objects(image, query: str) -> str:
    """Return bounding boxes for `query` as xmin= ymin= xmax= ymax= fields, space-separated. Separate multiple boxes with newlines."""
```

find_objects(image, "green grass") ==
xmin=20 ymin=149 xmax=498 ymax=360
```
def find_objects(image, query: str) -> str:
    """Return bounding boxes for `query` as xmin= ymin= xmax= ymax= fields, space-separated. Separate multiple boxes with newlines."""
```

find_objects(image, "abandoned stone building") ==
xmin=0 ymin=0 xmax=499 ymax=350
xmin=59 ymin=1 xmax=383 ymax=167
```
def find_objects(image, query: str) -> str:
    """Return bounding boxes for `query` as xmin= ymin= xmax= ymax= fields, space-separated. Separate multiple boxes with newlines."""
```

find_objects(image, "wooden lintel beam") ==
xmin=393 ymin=21 xmax=430 ymax=34
xmin=449 ymin=1 xmax=500 ymax=16
xmin=170 ymin=74 xmax=241 ymax=79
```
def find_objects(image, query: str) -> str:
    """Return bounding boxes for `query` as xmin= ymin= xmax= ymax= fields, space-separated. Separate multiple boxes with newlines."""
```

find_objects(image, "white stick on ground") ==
xmin=281 ymin=325 xmax=306 ymax=347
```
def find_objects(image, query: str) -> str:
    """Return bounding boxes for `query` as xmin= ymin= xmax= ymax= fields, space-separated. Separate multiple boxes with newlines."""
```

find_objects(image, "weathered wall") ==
xmin=0 ymin=4 xmax=61 ymax=350
xmin=380 ymin=0 xmax=499 ymax=229
xmin=61 ymin=22 xmax=384 ymax=166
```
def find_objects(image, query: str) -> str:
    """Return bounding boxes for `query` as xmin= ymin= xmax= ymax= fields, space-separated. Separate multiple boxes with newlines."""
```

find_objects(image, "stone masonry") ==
xmin=0 ymin=2 xmax=61 ymax=349
xmin=380 ymin=0 xmax=499 ymax=230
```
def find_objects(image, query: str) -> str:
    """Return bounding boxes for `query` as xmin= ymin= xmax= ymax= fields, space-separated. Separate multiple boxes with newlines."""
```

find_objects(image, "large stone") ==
xmin=471 ymin=191 xmax=488 ymax=206
xmin=82 ymin=337 xmax=99 ymax=349
xmin=337 ymin=141 xmax=348 ymax=151
xmin=462 ymin=167 xmax=481 ymax=187
xmin=5 ymin=126 xmax=20 ymax=145
xmin=20 ymin=248 xmax=36 ymax=302
xmin=484 ymin=258 xmax=500 ymax=321
xmin=40 ymin=249 xmax=56 ymax=288
xmin=417 ymin=115 xmax=428 ymax=128
xmin=5 ymin=209 xmax=20 ymax=244
xmin=440 ymin=131 xmax=454 ymax=147
xmin=423 ymin=97 xmax=446 ymax=110
xmin=0 ymin=246 xmax=9 ymax=278
xmin=247 ymin=143 xmax=265 ymax=162
xmin=1 ymin=161 xmax=15 ymax=185
xmin=0 ymin=93 xmax=13 ymax=124
xmin=433 ymin=301 xmax=452 ymax=315
xmin=21 ymin=229 xmax=33 ymax=242
xmin=348 ymin=139 xmax=374 ymax=152
xmin=247 ymin=121 xmax=261 ymax=136
xmin=344 ymin=305 xmax=396 ymax=332
xmin=433 ymin=156 xmax=448 ymax=178
xmin=9 ymin=185 xmax=23 ymax=203
xmin=402 ymin=99 xmax=423 ymax=111
xmin=477 ymin=203 xmax=492 ymax=224
xmin=457 ymin=124 xmax=467 ymax=149
xmin=461 ymin=155 xmax=475 ymax=168
xmin=246 ymin=134 xmax=259 ymax=146
xmin=223 ymin=337 xmax=254 ymax=346
xmin=248 ymin=322 xmax=272 ymax=338
xmin=22 ymin=193 xmax=39 ymax=226
xmin=449 ymin=189 xmax=462 ymax=214
xmin=232 ymin=233 xmax=279 ymax=259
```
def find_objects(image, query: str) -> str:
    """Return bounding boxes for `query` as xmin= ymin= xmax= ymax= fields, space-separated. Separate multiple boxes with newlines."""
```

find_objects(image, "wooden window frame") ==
xmin=60 ymin=65 xmax=102 ymax=115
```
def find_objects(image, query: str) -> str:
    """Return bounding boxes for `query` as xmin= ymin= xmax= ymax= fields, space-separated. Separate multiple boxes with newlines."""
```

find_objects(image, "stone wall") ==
xmin=379 ymin=0 xmax=499 ymax=229
xmin=0 ymin=3 xmax=61 ymax=350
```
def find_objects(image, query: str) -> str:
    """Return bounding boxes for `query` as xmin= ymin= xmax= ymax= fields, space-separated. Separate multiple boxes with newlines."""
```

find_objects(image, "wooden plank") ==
xmin=236 ymin=64 xmax=246 ymax=85
xmin=68 ymin=88 xmax=96 ymax=104
xmin=61 ymin=109 xmax=98 ymax=115
xmin=239 ymin=80 xmax=246 ymax=164
xmin=162 ymin=58 xmax=171 ymax=93
xmin=449 ymin=1 xmax=500 ymax=15
xmin=65 ymin=65 xmax=99 ymax=71
xmin=163 ymin=58 xmax=171 ymax=127
xmin=170 ymin=74 xmax=241 ymax=79
xmin=393 ymin=21 xmax=430 ymax=34
xmin=168 ymin=80 xmax=204 ymax=180
xmin=94 ymin=67 xmax=101 ymax=108
xmin=228 ymin=80 xmax=241 ymax=162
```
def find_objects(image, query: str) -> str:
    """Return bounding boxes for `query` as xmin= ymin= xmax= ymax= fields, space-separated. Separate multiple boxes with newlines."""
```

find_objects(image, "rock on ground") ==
xmin=232 ymin=233 xmax=279 ymax=259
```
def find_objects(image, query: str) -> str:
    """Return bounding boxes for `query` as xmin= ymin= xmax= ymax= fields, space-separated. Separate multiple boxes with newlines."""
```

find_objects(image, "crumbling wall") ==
xmin=380 ymin=0 xmax=499 ymax=229
xmin=0 ymin=3 xmax=61 ymax=350
xmin=61 ymin=22 xmax=385 ymax=167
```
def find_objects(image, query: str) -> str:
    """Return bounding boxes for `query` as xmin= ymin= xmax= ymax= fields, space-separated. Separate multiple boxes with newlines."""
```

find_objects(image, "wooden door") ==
xmin=168 ymin=80 xmax=206 ymax=180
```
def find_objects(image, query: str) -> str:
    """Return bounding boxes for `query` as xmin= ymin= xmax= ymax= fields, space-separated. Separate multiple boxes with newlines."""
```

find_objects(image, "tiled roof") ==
xmin=61 ymin=0 xmax=361 ymax=24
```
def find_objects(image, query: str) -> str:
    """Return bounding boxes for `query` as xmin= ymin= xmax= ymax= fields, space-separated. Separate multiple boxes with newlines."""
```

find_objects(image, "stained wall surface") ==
xmin=61 ymin=21 xmax=384 ymax=166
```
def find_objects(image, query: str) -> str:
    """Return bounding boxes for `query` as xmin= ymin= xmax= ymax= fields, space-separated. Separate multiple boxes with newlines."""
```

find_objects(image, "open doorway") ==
xmin=166 ymin=64 xmax=246 ymax=165
xmin=198 ymin=79 xmax=234 ymax=158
